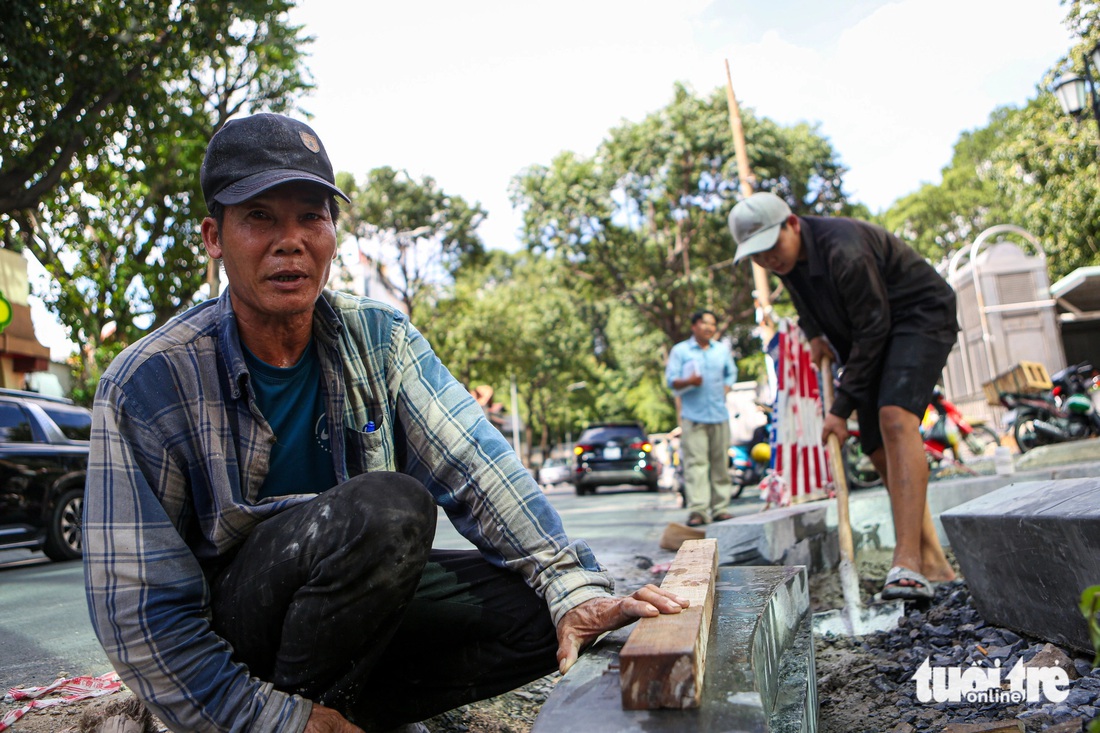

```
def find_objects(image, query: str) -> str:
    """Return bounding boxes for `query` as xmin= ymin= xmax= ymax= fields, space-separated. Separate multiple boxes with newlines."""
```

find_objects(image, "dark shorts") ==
xmin=856 ymin=333 xmax=955 ymax=454
xmin=208 ymin=474 xmax=558 ymax=730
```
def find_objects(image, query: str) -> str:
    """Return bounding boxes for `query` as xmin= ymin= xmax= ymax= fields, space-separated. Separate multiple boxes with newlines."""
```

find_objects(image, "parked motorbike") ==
xmin=1051 ymin=361 xmax=1100 ymax=411
xmin=1001 ymin=362 xmax=1100 ymax=453
xmin=923 ymin=387 xmax=1002 ymax=462
xmin=842 ymin=387 xmax=1002 ymax=488
xmin=729 ymin=435 xmax=770 ymax=498
xmin=841 ymin=431 xmax=883 ymax=488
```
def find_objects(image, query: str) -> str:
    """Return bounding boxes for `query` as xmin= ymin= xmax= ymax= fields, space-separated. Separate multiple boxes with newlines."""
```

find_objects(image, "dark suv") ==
xmin=0 ymin=389 xmax=91 ymax=561
xmin=571 ymin=422 xmax=660 ymax=495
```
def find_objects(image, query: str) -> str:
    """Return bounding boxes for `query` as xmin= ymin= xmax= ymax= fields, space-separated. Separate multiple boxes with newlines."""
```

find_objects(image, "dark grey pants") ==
xmin=209 ymin=472 xmax=558 ymax=730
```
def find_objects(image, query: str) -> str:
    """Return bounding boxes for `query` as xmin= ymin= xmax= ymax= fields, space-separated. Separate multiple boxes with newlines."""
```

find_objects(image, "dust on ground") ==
xmin=0 ymin=692 xmax=165 ymax=733
xmin=7 ymin=549 xmax=1096 ymax=733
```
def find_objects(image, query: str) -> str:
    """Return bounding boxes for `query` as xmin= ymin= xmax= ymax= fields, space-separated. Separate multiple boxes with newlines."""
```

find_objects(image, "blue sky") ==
xmin=29 ymin=0 xmax=1080 ymax=357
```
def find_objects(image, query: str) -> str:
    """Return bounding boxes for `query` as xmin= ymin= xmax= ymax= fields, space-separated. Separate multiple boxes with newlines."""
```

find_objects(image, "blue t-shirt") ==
xmin=243 ymin=341 xmax=337 ymax=499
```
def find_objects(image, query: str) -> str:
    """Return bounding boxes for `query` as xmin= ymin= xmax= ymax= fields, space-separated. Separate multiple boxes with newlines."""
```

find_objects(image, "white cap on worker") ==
xmin=728 ymin=192 xmax=792 ymax=263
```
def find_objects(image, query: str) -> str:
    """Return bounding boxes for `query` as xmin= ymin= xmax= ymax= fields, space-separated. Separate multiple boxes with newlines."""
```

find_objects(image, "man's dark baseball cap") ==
xmin=200 ymin=113 xmax=350 ymax=210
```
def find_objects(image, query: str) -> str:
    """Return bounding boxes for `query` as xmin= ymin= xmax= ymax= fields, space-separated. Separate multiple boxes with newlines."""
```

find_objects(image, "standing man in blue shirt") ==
xmin=666 ymin=310 xmax=738 ymax=526
xmin=82 ymin=113 xmax=688 ymax=733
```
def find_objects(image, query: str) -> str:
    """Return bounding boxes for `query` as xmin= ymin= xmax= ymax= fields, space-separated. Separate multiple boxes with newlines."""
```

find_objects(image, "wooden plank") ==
xmin=618 ymin=538 xmax=718 ymax=710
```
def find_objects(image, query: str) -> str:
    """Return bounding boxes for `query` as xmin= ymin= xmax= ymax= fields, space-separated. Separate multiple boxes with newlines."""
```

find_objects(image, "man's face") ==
xmin=750 ymin=215 xmax=802 ymax=276
xmin=691 ymin=313 xmax=717 ymax=343
xmin=201 ymin=182 xmax=337 ymax=326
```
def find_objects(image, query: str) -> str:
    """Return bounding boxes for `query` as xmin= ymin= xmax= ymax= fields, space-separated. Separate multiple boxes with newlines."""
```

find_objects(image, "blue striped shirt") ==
xmin=83 ymin=290 xmax=613 ymax=733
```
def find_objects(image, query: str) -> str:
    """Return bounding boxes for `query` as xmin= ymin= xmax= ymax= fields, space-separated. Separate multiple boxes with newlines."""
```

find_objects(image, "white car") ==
xmin=537 ymin=457 xmax=572 ymax=488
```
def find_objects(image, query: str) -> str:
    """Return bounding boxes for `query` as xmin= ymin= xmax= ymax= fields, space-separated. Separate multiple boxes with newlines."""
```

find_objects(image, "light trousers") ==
xmin=680 ymin=417 xmax=733 ymax=518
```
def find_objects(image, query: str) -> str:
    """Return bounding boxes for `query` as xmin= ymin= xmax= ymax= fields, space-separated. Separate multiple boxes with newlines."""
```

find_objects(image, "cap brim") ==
xmin=733 ymin=222 xmax=782 ymax=263
xmin=212 ymin=169 xmax=351 ymax=206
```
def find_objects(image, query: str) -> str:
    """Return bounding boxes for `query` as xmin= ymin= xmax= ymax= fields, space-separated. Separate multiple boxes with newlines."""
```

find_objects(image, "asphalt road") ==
xmin=0 ymin=481 xmax=763 ymax=692
xmin=434 ymin=481 xmax=763 ymax=570
xmin=0 ymin=551 xmax=111 ymax=691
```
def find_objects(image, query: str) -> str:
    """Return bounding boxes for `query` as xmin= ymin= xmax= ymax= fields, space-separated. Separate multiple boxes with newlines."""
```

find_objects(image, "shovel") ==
xmin=813 ymin=355 xmax=905 ymax=637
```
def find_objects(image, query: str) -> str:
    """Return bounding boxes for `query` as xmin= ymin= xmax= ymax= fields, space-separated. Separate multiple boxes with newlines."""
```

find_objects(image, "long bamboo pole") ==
xmin=724 ymin=60 xmax=775 ymax=343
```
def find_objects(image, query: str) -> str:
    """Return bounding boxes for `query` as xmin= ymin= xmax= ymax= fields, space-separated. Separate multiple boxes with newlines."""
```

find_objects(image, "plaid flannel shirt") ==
xmin=83 ymin=290 xmax=613 ymax=733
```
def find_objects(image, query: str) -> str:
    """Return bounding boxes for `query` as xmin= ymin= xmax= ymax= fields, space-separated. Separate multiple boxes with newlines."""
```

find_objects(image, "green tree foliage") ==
xmin=883 ymin=93 xmax=1100 ymax=280
xmin=0 ymin=1 xmax=312 ymax=391
xmin=511 ymin=83 xmax=860 ymax=362
xmin=429 ymin=252 xmax=602 ymax=461
xmin=987 ymin=94 xmax=1100 ymax=281
xmin=336 ymin=167 xmax=486 ymax=321
xmin=1 ymin=2 xmax=309 ymax=218
xmin=1 ymin=0 xmax=176 ymax=215
xmin=593 ymin=303 xmax=676 ymax=432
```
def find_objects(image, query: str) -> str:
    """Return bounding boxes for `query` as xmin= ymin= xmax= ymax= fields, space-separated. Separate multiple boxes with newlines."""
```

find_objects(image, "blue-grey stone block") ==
xmin=941 ymin=478 xmax=1100 ymax=654
xmin=706 ymin=504 xmax=832 ymax=573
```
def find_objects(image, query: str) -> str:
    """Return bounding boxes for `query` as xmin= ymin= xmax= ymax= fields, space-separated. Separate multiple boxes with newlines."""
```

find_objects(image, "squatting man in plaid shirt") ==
xmin=83 ymin=113 xmax=688 ymax=733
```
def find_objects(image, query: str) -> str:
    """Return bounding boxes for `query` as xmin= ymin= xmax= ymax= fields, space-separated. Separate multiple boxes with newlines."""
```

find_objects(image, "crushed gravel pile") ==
xmin=816 ymin=580 xmax=1100 ymax=733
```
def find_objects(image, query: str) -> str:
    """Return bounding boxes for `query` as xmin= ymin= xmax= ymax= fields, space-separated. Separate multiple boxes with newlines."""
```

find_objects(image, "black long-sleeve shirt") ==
xmin=780 ymin=216 xmax=958 ymax=420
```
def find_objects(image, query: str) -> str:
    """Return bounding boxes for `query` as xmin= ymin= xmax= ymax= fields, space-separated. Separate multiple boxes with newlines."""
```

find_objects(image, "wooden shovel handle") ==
xmin=820 ymin=356 xmax=856 ymax=565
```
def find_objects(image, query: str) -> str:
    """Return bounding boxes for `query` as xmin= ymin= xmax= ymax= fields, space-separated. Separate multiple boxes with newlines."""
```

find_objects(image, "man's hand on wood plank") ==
xmin=304 ymin=703 xmax=365 ymax=732
xmin=555 ymin=584 xmax=690 ymax=674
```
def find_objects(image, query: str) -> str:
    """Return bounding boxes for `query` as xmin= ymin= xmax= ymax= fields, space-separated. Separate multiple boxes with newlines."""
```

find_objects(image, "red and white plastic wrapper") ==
xmin=1 ymin=671 xmax=123 ymax=731
xmin=758 ymin=319 xmax=832 ymax=506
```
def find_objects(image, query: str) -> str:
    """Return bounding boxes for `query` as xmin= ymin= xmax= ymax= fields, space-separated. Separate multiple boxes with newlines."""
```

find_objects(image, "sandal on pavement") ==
xmin=686 ymin=512 xmax=707 ymax=527
xmin=881 ymin=565 xmax=935 ymax=601
xmin=712 ymin=512 xmax=735 ymax=522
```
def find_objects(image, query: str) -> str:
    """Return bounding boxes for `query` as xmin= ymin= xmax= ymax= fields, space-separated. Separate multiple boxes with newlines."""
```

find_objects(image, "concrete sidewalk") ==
xmin=699 ymin=439 xmax=1100 ymax=576
xmin=837 ymin=438 xmax=1100 ymax=551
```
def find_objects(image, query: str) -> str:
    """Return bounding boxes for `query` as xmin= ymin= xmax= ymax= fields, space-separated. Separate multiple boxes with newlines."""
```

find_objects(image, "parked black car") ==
xmin=0 ymin=389 xmax=91 ymax=561
xmin=571 ymin=422 xmax=660 ymax=495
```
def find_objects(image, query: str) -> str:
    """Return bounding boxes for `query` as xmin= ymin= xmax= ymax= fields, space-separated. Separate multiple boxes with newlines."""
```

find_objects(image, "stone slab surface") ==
xmin=706 ymin=504 xmax=835 ymax=573
xmin=827 ymin=459 xmax=1100 ymax=551
xmin=531 ymin=566 xmax=816 ymax=733
xmin=941 ymin=478 xmax=1100 ymax=653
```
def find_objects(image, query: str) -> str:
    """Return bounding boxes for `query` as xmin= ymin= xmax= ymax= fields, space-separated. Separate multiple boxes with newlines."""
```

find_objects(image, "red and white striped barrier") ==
xmin=1 ymin=671 xmax=122 ymax=731
xmin=758 ymin=319 xmax=832 ymax=506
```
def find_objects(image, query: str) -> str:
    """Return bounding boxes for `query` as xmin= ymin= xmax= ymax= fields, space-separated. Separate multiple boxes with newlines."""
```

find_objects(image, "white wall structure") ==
xmin=331 ymin=236 xmax=407 ymax=314
xmin=942 ymin=226 xmax=1064 ymax=417
xmin=1052 ymin=265 xmax=1100 ymax=370
xmin=727 ymin=380 xmax=769 ymax=444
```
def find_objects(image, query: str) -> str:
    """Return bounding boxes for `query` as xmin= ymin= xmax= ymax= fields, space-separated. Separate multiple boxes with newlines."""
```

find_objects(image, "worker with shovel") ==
xmin=728 ymin=192 xmax=958 ymax=601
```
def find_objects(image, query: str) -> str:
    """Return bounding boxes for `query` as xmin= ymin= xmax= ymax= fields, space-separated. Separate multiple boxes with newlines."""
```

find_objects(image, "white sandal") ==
xmin=881 ymin=565 xmax=934 ymax=600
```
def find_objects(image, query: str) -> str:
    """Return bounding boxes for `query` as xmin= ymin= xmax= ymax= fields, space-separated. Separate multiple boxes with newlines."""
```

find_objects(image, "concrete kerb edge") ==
xmin=705 ymin=504 xmax=828 ymax=566
xmin=823 ymin=462 xmax=1100 ymax=551
xmin=939 ymin=478 xmax=1100 ymax=654
xmin=752 ymin=566 xmax=815 ymax=727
